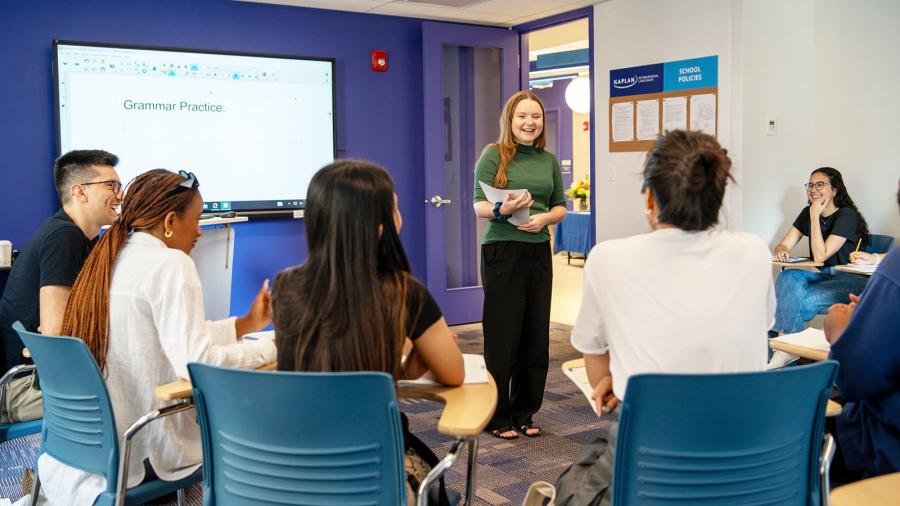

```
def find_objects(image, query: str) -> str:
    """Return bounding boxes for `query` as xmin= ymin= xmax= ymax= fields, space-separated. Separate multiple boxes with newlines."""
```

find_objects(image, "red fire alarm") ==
xmin=371 ymin=50 xmax=388 ymax=72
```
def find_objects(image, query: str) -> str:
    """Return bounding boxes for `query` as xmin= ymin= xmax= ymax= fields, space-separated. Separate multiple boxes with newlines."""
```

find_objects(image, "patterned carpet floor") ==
xmin=0 ymin=322 xmax=613 ymax=505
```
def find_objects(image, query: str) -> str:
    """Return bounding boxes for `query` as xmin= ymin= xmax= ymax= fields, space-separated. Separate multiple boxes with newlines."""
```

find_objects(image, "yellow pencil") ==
xmin=853 ymin=238 xmax=862 ymax=253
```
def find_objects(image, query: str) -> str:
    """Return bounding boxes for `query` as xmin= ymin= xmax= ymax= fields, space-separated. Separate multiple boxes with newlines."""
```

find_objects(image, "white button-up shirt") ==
xmin=39 ymin=232 xmax=276 ymax=504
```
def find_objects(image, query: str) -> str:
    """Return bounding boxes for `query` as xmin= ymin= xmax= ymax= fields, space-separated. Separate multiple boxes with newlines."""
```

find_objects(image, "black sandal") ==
xmin=518 ymin=424 xmax=542 ymax=437
xmin=490 ymin=426 xmax=519 ymax=440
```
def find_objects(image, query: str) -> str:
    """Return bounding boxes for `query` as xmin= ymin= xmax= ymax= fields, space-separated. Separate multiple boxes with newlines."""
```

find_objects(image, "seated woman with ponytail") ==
xmin=38 ymin=169 xmax=275 ymax=505
xmin=272 ymin=160 xmax=464 ymax=505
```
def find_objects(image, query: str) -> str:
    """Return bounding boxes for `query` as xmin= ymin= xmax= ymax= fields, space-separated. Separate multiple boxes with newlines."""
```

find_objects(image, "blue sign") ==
xmin=663 ymin=56 xmax=717 ymax=92
xmin=609 ymin=63 xmax=663 ymax=97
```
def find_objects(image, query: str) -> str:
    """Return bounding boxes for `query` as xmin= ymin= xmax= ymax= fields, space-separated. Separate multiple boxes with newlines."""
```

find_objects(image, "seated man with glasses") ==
xmin=0 ymin=150 xmax=122 ymax=374
xmin=768 ymin=167 xmax=870 ymax=367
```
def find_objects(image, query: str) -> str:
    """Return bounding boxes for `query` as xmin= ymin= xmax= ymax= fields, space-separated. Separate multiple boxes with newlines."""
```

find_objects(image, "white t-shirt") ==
xmin=570 ymin=228 xmax=775 ymax=400
xmin=39 ymin=232 xmax=276 ymax=505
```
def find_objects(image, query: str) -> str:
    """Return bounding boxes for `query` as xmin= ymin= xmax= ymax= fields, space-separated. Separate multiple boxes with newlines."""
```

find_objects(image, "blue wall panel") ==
xmin=0 ymin=0 xmax=428 ymax=312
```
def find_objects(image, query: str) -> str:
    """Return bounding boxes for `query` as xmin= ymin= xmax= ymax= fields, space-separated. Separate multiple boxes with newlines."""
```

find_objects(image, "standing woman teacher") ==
xmin=473 ymin=91 xmax=567 ymax=440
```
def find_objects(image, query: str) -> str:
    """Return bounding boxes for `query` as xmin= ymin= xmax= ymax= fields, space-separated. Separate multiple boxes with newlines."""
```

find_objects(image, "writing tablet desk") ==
xmin=834 ymin=265 xmax=875 ymax=277
xmin=830 ymin=471 xmax=900 ymax=505
xmin=564 ymin=358 xmax=841 ymax=417
xmin=768 ymin=340 xmax=829 ymax=362
xmin=156 ymin=369 xmax=497 ymax=506
xmin=772 ymin=260 xmax=824 ymax=269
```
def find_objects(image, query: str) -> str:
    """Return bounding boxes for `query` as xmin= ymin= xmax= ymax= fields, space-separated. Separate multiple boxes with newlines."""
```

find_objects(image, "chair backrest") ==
xmin=188 ymin=363 xmax=407 ymax=506
xmin=865 ymin=234 xmax=895 ymax=254
xmin=612 ymin=361 xmax=838 ymax=506
xmin=12 ymin=322 xmax=119 ymax=484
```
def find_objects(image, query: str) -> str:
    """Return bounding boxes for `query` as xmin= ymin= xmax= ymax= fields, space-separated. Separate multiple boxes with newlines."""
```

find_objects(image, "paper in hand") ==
xmin=479 ymin=181 xmax=530 ymax=226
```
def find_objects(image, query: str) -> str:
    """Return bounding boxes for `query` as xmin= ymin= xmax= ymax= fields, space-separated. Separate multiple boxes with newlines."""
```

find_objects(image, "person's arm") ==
xmin=38 ymin=285 xmax=71 ymax=335
xmin=517 ymin=205 xmax=566 ymax=233
xmin=235 ymin=279 xmax=272 ymax=338
xmin=773 ymin=227 xmax=803 ymax=261
xmin=405 ymin=317 xmax=464 ymax=386
xmin=584 ymin=352 xmax=618 ymax=415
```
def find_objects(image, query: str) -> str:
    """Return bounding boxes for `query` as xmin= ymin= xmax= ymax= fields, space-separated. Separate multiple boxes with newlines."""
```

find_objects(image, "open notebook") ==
xmin=770 ymin=327 xmax=830 ymax=352
xmin=398 ymin=353 xmax=488 ymax=387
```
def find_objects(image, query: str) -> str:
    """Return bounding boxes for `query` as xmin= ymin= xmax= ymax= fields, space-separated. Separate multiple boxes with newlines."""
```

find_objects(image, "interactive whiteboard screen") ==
xmin=54 ymin=41 xmax=336 ymax=213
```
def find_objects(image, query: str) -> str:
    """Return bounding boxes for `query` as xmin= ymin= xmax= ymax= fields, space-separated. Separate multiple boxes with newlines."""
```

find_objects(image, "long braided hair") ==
xmin=489 ymin=91 xmax=547 ymax=188
xmin=61 ymin=169 xmax=199 ymax=371
xmin=810 ymin=167 xmax=870 ymax=247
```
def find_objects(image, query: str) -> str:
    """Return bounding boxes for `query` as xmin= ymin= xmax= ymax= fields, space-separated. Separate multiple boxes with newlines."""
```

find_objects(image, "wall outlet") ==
xmin=766 ymin=116 xmax=777 ymax=136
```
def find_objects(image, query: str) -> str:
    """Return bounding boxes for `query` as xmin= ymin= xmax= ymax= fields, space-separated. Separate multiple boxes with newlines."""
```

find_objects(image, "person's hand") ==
xmin=772 ymin=247 xmax=790 ymax=262
xmin=591 ymin=375 xmax=619 ymax=415
xmin=499 ymin=190 xmax=532 ymax=216
xmin=517 ymin=212 xmax=550 ymax=233
xmin=402 ymin=347 xmax=430 ymax=380
xmin=824 ymin=301 xmax=855 ymax=344
xmin=809 ymin=197 xmax=829 ymax=218
xmin=850 ymin=251 xmax=878 ymax=265
xmin=244 ymin=279 xmax=272 ymax=332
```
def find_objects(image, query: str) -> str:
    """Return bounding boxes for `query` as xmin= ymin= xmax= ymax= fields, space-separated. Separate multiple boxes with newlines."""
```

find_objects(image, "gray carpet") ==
xmin=0 ymin=322 xmax=613 ymax=505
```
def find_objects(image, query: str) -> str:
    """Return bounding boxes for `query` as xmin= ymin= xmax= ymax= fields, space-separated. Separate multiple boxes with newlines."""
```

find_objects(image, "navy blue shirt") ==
xmin=830 ymin=248 xmax=900 ymax=478
xmin=0 ymin=210 xmax=95 ymax=372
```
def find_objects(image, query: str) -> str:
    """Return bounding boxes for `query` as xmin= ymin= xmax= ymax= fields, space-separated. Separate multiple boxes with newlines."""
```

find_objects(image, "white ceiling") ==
xmin=239 ymin=0 xmax=601 ymax=27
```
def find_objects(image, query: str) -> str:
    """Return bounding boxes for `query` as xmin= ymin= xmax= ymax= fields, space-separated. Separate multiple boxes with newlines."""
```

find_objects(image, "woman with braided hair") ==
xmin=37 ymin=169 xmax=275 ymax=505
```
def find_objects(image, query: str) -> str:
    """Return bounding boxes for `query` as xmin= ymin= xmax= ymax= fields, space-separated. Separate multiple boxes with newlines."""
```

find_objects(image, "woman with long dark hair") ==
xmin=473 ymin=91 xmax=567 ymax=440
xmin=770 ymin=168 xmax=870 ymax=349
xmin=39 ymin=169 xmax=275 ymax=505
xmin=272 ymin=160 xmax=464 ymax=504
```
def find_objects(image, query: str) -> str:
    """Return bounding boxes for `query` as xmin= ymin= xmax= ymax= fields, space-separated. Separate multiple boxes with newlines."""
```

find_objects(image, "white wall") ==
xmin=593 ymin=0 xmax=736 ymax=242
xmin=594 ymin=0 xmax=900 ymax=246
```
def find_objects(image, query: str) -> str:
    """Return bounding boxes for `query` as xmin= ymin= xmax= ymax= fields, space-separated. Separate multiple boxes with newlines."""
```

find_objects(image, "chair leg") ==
xmin=30 ymin=470 xmax=41 ymax=505
xmin=820 ymin=432 xmax=836 ymax=506
xmin=177 ymin=488 xmax=186 ymax=506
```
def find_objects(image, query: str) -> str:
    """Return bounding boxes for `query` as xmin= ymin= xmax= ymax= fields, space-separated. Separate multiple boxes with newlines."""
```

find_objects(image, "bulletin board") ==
xmin=608 ymin=55 xmax=718 ymax=153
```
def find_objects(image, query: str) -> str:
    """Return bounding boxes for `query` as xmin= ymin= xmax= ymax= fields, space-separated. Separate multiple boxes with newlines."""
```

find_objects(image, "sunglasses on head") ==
xmin=177 ymin=170 xmax=199 ymax=190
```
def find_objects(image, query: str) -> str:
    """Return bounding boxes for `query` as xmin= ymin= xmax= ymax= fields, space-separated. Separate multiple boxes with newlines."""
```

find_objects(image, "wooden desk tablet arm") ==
xmin=115 ymin=398 xmax=196 ymax=506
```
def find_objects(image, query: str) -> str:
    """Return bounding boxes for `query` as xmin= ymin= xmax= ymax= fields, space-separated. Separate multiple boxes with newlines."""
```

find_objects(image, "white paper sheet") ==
xmin=478 ymin=181 xmax=530 ymax=226
xmin=662 ymin=96 xmax=687 ymax=133
xmin=771 ymin=327 xmax=830 ymax=352
xmin=839 ymin=264 xmax=878 ymax=274
xmin=398 ymin=353 xmax=489 ymax=387
xmin=690 ymin=93 xmax=717 ymax=134
xmin=636 ymin=99 xmax=660 ymax=140
xmin=611 ymin=102 xmax=634 ymax=142
xmin=562 ymin=363 xmax=599 ymax=415
xmin=243 ymin=330 xmax=275 ymax=341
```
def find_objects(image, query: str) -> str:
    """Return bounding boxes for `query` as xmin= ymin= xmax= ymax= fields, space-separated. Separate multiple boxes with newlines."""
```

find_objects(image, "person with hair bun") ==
xmin=38 ymin=169 xmax=275 ymax=505
xmin=566 ymin=130 xmax=774 ymax=504
xmin=769 ymin=168 xmax=870 ymax=356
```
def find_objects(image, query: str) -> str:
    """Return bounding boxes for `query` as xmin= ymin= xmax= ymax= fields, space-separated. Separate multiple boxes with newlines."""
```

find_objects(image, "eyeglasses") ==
xmin=177 ymin=170 xmax=200 ymax=190
xmin=804 ymin=181 xmax=830 ymax=191
xmin=81 ymin=179 xmax=122 ymax=194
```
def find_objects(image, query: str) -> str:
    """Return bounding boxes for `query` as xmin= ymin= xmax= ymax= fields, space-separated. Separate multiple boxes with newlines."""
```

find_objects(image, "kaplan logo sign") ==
xmin=613 ymin=76 xmax=636 ymax=89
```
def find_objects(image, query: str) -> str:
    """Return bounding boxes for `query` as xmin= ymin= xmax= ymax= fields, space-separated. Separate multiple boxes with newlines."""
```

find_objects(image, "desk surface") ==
xmin=768 ymin=340 xmax=829 ymax=361
xmin=155 ymin=369 xmax=497 ymax=438
xmin=830 ymin=471 xmax=900 ymax=505
xmin=772 ymin=260 xmax=824 ymax=268
xmin=834 ymin=264 xmax=876 ymax=277
xmin=562 ymin=358 xmax=840 ymax=416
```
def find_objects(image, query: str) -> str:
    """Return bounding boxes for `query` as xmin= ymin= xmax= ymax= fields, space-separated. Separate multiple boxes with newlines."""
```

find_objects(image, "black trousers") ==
xmin=481 ymin=240 xmax=551 ymax=429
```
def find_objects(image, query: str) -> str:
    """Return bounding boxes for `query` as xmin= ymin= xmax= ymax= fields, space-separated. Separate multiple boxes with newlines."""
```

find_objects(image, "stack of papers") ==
xmin=398 ymin=353 xmax=488 ymax=386
xmin=478 ymin=181 xmax=530 ymax=226
xmin=771 ymin=327 xmax=830 ymax=352
xmin=839 ymin=264 xmax=878 ymax=274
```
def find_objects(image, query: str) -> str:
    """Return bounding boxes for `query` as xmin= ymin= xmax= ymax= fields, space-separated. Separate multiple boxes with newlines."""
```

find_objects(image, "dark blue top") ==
xmin=830 ymin=247 xmax=900 ymax=478
xmin=0 ymin=210 xmax=95 ymax=372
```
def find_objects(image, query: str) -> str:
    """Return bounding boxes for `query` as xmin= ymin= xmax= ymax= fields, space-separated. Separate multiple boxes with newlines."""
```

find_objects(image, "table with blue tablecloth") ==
xmin=554 ymin=211 xmax=591 ymax=264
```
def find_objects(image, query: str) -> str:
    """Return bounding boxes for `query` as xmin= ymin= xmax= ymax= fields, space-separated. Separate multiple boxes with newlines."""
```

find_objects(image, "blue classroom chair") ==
xmin=864 ymin=234 xmax=894 ymax=254
xmin=0 ymin=364 xmax=42 ymax=442
xmin=612 ymin=361 xmax=839 ymax=506
xmin=188 ymin=363 xmax=460 ymax=506
xmin=13 ymin=322 xmax=200 ymax=506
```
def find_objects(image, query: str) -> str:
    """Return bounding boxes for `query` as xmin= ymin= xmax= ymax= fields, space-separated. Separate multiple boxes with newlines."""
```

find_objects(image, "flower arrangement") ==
xmin=565 ymin=179 xmax=590 ymax=210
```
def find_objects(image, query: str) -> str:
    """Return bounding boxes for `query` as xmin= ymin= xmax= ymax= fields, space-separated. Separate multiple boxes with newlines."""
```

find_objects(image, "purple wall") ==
xmin=0 ymin=0 xmax=429 ymax=311
xmin=533 ymin=81 xmax=574 ymax=209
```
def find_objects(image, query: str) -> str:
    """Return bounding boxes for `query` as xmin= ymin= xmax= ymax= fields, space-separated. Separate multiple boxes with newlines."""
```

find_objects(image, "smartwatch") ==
xmin=492 ymin=201 xmax=510 ymax=222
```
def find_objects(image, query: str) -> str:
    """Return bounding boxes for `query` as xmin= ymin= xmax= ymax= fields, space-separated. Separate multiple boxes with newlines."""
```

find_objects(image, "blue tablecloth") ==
xmin=554 ymin=211 xmax=591 ymax=256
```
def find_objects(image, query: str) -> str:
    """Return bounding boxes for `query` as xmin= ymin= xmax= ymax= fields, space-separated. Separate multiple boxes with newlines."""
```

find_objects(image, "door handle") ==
xmin=426 ymin=195 xmax=452 ymax=208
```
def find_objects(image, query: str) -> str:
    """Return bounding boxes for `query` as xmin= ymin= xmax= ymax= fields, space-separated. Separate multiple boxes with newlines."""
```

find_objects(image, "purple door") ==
xmin=422 ymin=22 xmax=519 ymax=325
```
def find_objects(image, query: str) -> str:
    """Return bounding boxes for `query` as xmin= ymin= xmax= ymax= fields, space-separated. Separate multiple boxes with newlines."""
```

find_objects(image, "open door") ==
xmin=422 ymin=22 xmax=519 ymax=325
